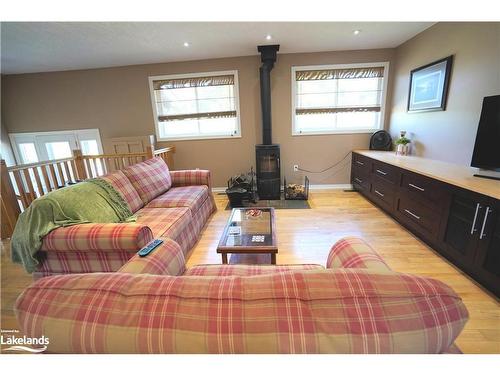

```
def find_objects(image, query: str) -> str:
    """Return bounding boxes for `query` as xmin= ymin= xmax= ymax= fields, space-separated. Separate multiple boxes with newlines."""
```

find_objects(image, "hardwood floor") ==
xmin=1 ymin=190 xmax=499 ymax=353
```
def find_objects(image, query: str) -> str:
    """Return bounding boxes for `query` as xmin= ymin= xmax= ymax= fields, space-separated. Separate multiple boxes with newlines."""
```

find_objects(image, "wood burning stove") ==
xmin=256 ymin=144 xmax=280 ymax=199
xmin=256 ymin=44 xmax=281 ymax=200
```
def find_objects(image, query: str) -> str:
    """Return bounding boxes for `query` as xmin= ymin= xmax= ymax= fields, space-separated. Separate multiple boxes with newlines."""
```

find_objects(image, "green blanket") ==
xmin=11 ymin=178 xmax=135 ymax=273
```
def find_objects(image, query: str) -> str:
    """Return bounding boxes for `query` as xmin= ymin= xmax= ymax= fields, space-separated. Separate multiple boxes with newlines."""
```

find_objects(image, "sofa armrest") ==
xmin=40 ymin=223 xmax=153 ymax=252
xmin=170 ymin=170 xmax=212 ymax=188
xmin=326 ymin=237 xmax=391 ymax=271
xmin=118 ymin=238 xmax=186 ymax=276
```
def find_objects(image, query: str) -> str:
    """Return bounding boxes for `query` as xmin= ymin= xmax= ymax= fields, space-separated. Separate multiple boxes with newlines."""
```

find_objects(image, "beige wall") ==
xmin=388 ymin=22 xmax=500 ymax=165
xmin=1 ymin=49 xmax=395 ymax=186
xmin=272 ymin=49 xmax=395 ymax=185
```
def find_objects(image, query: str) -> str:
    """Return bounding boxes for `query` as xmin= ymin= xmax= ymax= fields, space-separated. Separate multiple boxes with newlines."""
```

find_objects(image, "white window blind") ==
xmin=292 ymin=63 xmax=388 ymax=135
xmin=150 ymin=71 xmax=241 ymax=141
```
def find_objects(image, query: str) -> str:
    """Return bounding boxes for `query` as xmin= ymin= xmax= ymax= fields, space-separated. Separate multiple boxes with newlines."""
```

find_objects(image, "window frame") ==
xmin=148 ymin=70 xmax=242 ymax=142
xmin=291 ymin=62 xmax=390 ymax=136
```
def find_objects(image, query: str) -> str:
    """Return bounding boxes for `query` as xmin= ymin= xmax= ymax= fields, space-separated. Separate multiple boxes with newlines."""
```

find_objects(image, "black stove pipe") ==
xmin=257 ymin=44 xmax=280 ymax=145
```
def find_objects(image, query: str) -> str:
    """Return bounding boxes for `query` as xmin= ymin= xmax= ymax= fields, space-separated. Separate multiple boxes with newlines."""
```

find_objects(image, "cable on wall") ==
xmin=296 ymin=151 xmax=352 ymax=173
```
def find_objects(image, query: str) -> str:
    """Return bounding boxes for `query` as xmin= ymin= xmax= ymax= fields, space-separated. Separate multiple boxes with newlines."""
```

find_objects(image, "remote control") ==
xmin=138 ymin=239 xmax=163 ymax=257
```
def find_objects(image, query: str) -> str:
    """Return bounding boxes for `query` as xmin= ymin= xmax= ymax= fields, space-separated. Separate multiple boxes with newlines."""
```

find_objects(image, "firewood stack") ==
xmin=285 ymin=183 xmax=306 ymax=199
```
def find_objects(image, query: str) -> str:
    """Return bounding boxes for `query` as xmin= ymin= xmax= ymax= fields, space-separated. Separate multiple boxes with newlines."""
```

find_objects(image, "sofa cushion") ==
xmin=146 ymin=185 xmax=209 ymax=213
xmin=184 ymin=264 xmax=324 ymax=276
xmin=100 ymin=170 xmax=143 ymax=213
xmin=123 ymin=157 xmax=172 ymax=205
xmin=135 ymin=207 xmax=191 ymax=239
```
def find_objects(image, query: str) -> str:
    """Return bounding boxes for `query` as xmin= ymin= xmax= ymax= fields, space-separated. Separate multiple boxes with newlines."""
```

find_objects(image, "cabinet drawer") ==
xmin=401 ymin=171 xmax=445 ymax=207
xmin=352 ymin=153 xmax=370 ymax=172
xmin=397 ymin=194 xmax=441 ymax=239
xmin=372 ymin=160 xmax=399 ymax=185
xmin=352 ymin=167 xmax=370 ymax=192
xmin=370 ymin=179 xmax=395 ymax=211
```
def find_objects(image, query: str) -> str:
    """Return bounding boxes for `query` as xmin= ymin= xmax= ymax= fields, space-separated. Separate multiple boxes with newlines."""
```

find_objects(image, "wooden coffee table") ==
xmin=217 ymin=207 xmax=277 ymax=264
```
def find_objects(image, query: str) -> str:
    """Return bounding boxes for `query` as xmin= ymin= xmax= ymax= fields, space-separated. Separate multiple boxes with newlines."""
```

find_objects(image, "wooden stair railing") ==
xmin=153 ymin=146 xmax=175 ymax=168
xmin=1 ymin=160 xmax=21 ymax=241
xmin=0 ymin=146 xmax=175 ymax=239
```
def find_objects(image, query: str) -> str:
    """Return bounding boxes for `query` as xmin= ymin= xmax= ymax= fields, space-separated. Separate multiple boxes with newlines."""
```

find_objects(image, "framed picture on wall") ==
xmin=407 ymin=55 xmax=453 ymax=112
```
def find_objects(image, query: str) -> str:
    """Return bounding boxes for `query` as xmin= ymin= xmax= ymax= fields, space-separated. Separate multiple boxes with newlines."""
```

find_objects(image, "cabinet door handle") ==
xmin=374 ymin=190 xmax=384 ymax=197
xmin=356 ymin=160 xmax=364 ymax=166
xmin=470 ymin=203 xmax=481 ymax=234
xmin=354 ymin=177 xmax=363 ymax=183
xmin=376 ymin=169 xmax=387 ymax=176
xmin=479 ymin=206 xmax=492 ymax=240
xmin=404 ymin=209 xmax=421 ymax=220
xmin=408 ymin=183 xmax=425 ymax=192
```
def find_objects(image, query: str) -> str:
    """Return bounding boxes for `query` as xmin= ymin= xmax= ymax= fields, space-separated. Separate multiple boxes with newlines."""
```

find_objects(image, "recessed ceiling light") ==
xmin=265 ymin=34 xmax=272 ymax=40
xmin=183 ymin=42 xmax=190 ymax=47
xmin=353 ymin=30 xmax=361 ymax=35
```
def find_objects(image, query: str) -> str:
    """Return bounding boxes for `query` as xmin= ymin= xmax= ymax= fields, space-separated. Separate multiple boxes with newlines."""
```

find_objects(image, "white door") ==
xmin=9 ymin=129 xmax=105 ymax=195
xmin=10 ymin=134 xmax=40 ymax=164
xmin=36 ymin=133 xmax=77 ymax=161
xmin=77 ymin=129 xmax=104 ymax=155
xmin=10 ymin=129 xmax=104 ymax=164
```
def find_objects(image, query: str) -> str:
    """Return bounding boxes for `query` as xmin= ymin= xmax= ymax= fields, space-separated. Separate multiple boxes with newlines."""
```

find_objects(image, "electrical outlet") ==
xmin=293 ymin=165 xmax=299 ymax=172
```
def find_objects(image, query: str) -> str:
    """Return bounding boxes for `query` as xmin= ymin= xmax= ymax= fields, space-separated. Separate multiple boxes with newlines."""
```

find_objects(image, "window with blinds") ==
xmin=149 ymin=70 xmax=241 ymax=140
xmin=292 ymin=63 xmax=388 ymax=135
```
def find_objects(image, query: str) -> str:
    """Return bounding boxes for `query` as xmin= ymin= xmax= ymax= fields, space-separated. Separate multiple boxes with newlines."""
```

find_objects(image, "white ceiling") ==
xmin=1 ymin=22 xmax=433 ymax=74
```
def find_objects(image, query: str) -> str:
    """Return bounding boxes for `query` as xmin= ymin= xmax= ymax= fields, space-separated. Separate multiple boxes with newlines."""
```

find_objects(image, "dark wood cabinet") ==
xmin=370 ymin=178 xmax=396 ymax=212
xmin=441 ymin=190 xmax=486 ymax=267
xmin=441 ymin=192 xmax=500 ymax=296
xmin=351 ymin=151 xmax=500 ymax=297
xmin=372 ymin=160 xmax=399 ymax=185
xmin=400 ymin=170 xmax=446 ymax=206
xmin=473 ymin=199 xmax=500 ymax=296
xmin=397 ymin=192 xmax=442 ymax=240
xmin=352 ymin=170 xmax=370 ymax=192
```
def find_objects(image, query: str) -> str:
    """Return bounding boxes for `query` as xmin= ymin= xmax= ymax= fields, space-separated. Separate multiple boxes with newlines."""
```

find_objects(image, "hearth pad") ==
xmin=225 ymin=194 xmax=310 ymax=210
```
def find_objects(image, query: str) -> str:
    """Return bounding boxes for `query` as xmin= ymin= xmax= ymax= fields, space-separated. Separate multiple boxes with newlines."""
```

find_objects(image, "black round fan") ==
xmin=370 ymin=130 xmax=392 ymax=151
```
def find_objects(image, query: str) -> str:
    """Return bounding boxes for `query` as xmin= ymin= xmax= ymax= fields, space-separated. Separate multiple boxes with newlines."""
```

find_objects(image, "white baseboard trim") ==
xmin=309 ymin=184 xmax=353 ymax=190
xmin=212 ymin=184 xmax=353 ymax=193
xmin=212 ymin=187 xmax=228 ymax=193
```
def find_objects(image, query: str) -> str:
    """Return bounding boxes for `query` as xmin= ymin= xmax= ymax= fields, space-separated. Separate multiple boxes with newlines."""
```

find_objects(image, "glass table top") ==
xmin=219 ymin=208 xmax=275 ymax=248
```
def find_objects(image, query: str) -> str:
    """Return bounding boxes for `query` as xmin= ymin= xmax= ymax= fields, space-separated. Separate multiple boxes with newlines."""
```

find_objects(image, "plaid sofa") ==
xmin=16 ymin=237 xmax=469 ymax=354
xmin=33 ymin=157 xmax=216 ymax=278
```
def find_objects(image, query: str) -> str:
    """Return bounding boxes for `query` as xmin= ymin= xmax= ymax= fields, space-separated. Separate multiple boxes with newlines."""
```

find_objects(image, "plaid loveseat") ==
xmin=16 ymin=237 xmax=469 ymax=354
xmin=33 ymin=157 xmax=216 ymax=278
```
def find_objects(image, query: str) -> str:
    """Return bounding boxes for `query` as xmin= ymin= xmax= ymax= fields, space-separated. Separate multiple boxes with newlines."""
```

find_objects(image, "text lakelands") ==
xmin=1 ymin=335 xmax=49 ymax=345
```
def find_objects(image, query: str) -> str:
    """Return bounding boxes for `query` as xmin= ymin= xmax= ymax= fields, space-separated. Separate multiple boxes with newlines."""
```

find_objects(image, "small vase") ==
xmin=396 ymin=144 xmax=409 ymax=156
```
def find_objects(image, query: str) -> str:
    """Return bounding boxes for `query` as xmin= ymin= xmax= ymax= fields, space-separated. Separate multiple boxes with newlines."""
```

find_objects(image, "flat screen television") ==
xmin=471 ymin=95 xmax=500 ymax=179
